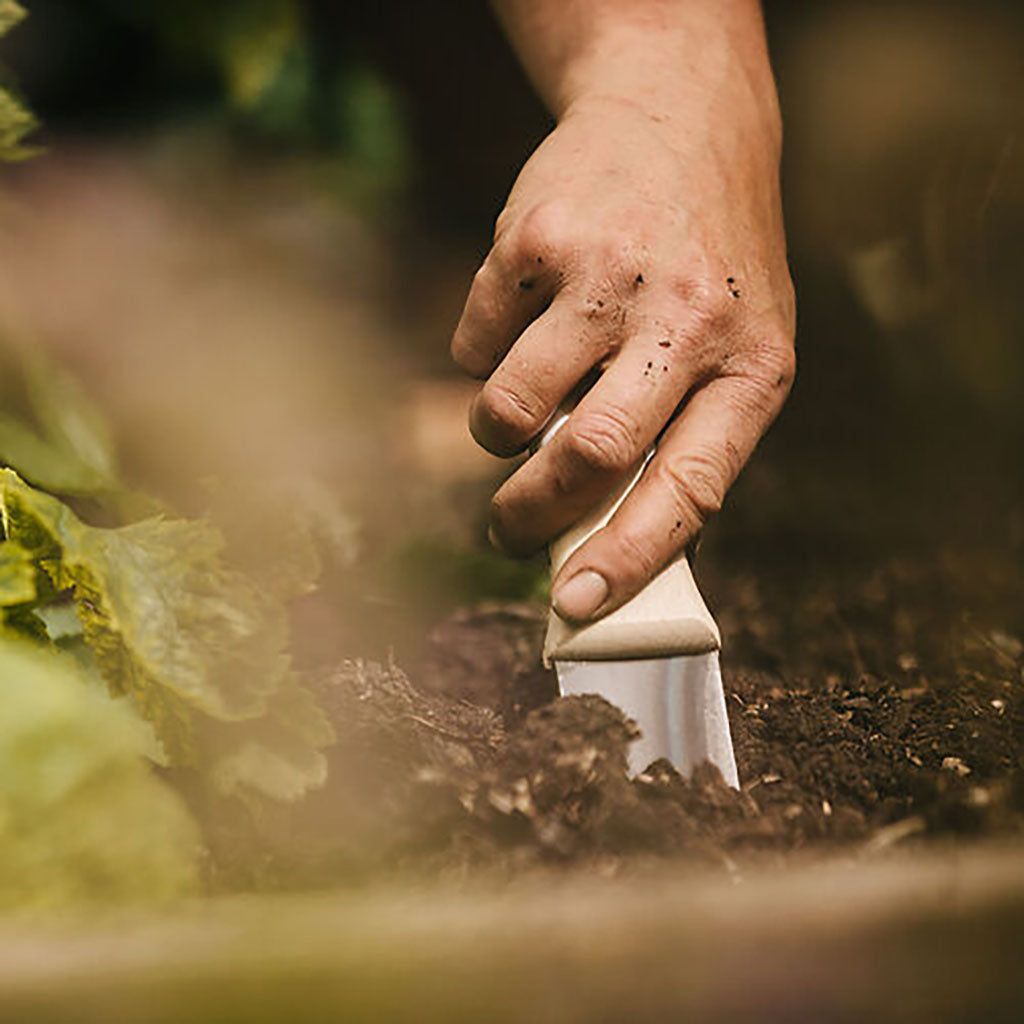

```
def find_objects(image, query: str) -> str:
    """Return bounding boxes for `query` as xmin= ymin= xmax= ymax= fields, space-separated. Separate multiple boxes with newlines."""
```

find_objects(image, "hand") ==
xmin=452 ymin=77 xmax=795 ymax=624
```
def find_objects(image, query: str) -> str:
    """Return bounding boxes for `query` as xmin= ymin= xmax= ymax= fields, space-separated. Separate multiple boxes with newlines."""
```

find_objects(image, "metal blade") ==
xmin=555 ymin=652 xmax=738 ymax=787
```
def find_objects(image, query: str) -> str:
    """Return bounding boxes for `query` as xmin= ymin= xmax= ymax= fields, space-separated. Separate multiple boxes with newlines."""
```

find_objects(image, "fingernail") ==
xmin=552 ymin=570 xmax=609 ymax=622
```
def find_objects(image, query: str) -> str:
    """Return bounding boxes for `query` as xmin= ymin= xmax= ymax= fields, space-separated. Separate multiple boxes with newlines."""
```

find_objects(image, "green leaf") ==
xmin=202 ymin=678 xmax=334 ymax=802
xmin=0 ymin=1 xmax=26 ymax=39
xmin=0 ymin=540 xmax=35 ymax=605
xmin=0 ymin=637 xmax=199 ymax=909
xmin=205 ymin=475 xmax=358 ymax=601
xmin=22 ymin=349 xmax=119 ymax=487
xmin=0 ymin=348 xmax=120 ymax=496
xmin=0 ymin=540 xmax=47 ymax=641
xmin=0 ymin=85 xmax=38 ymax=163
xmin=0 ymin=470 xmax=333 ymax=801
xmin=0 ymin=4 xmax=39 ymax=162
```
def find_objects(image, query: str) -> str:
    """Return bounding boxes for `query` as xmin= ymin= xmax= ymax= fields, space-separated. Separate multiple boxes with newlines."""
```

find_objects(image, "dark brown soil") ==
xmin=207 ymin=541 xmax=1022 ymax=887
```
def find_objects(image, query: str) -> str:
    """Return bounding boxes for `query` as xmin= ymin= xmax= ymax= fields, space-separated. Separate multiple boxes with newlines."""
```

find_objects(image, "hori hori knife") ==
xmin=540 ymin=411 xmax=739 ymax=786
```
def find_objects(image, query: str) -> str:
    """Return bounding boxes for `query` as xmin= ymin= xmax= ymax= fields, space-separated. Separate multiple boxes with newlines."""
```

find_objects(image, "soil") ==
xmin=205 ymin=541 xmax=1022 ymax=887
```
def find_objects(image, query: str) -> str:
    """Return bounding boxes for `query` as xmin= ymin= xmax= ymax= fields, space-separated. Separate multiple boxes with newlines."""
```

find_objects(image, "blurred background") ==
xmin=0 ymin=0 xmax=1021 ymax=672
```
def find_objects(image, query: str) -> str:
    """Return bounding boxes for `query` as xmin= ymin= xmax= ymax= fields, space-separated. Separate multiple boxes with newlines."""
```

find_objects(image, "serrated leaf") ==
xmin=0 ymin=85 xmax=38 ymax=162
xmin=0 ymin=3 xmax=39 ymax=162
xmin=0 ymin=636 xmax=199 ymax=909
xmin=0 ymin=470 xmax=333 ymax=801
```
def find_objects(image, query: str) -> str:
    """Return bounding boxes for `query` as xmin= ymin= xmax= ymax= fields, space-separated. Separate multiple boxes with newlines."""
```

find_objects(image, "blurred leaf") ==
xmin=222 ymin=0 xmax=300 ymax=110
xmin=0 ymin=412 xmax=113 ymax=495
xmin=0 ymin=637 xmax=199 ymax=910
xmin=0 ymin=347 xmax=120 ymax=497
xmin=0 ymin=85 xmax=38 ymax=162
xmin=201 ymin=679 xmax=334 ymax=802
xmin=0 ymin=539 xmax=35 ymax=605
xmin=337 ymin=67 xmax=409 ymax=191
xmin=0 ymin=4 xmax=38 ymax=162
xmin=22 ymin=350 xmax=118 ymax=485
xmin=205 ymin=475 xmax=358 ymax=602
xmin=0 ymin=1 xmax=25 ymax=38
xmin=0 ymin=470 xmax=333 ymax=802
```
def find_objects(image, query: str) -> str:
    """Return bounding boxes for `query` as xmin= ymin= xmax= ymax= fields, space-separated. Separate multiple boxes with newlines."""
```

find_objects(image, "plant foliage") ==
xmin=0 ymin=471 xmax=334 ymax=802
xmin=0 ymin=639 xmax=200 ymax=909
xmin=0 ymin=7 xmax=337 ymax=908
xmin=0 ymin=2 xmax=39 ymax=161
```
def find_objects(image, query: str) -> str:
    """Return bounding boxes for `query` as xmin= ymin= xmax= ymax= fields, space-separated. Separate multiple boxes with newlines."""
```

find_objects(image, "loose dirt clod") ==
xmin=199 ymin=547 xmax=1023 ymax=887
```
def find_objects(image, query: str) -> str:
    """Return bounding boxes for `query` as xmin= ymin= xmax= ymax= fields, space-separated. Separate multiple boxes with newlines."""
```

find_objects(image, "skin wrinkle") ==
xmin=566 ymin=400 xmax=647 ymax=477
xmin=657 ymin=449 xmax=729 ymax=525
xmin=474 ymin=380 xmax=546 ymax=453
xmin=471 ymin=299 xmax=615 ymax=453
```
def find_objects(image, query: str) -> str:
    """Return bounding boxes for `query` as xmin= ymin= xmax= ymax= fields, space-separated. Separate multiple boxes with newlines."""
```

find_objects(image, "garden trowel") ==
xmin=541 ymin=415 xmax=738 ymax=786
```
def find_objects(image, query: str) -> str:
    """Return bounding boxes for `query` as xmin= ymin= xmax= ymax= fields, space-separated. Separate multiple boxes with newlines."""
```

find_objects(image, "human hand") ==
xmin=452 ymin=29 xmax=795 ymax=625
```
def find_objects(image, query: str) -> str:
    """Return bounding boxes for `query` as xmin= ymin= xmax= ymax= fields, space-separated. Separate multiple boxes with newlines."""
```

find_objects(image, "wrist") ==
xmin=554 ymin=7 xmax=781 ymax=158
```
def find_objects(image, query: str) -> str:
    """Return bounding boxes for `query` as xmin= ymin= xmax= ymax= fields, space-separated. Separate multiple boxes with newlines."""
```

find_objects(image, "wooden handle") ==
xmin=542 ymin=451 xmax=720 ymax=665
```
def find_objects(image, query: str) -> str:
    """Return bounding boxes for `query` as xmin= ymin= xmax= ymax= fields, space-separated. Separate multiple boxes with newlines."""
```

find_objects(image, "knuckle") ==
xmin=659 ymin=448 xmax=730 ymax=527
xmin=751 ymin=324 xmax=798 ymax=401
xmin=493 ymin=205 xmax=514 ymax=244
xmin=611 ymin=527 xmax=662 ymax=583
xmin=564 ymin=404 xmax=642 ymax=476
xmin=476 ymin=380 xmax=543 ymax=444
xmin=590 ymin=231 xmax=631 ymax=274
xmin=488 ymin=492 xmax=533 ymax=557
xmin=776 ymin=272 xmax=798 ymax=334
xmin=489 ymin=490 xmax=510 ymax=532
xmin=672 ymin=272 xmax=732 ymax=330
xmin=512 ymin=200 xmax=572 ymax=262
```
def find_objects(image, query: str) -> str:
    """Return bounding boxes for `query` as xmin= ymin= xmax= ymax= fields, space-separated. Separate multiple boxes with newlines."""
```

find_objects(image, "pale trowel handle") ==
xmin=540 ymin=415 xmax=720 ymax=665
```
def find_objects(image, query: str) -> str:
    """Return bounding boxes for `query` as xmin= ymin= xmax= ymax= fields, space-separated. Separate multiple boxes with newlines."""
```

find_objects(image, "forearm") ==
xmin=491 ymin=0 xmax=780 ymax=151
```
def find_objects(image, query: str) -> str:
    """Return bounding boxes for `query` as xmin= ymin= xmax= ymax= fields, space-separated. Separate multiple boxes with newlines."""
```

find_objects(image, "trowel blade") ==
xmin=555 ymin=651 xmax=739 ymax=788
